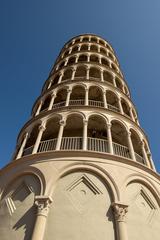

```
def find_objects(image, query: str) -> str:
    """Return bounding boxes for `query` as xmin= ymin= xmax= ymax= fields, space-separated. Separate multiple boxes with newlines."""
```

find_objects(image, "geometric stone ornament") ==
xmin=66 ymin=174 xmax=102 ymax=213
xmin=5 ymin=181 xmax=33 ymax=215
xmin=135 ymin=187 xmax=156 ymax=223
xmin=112 ymin=202 xmax=129 ymax=222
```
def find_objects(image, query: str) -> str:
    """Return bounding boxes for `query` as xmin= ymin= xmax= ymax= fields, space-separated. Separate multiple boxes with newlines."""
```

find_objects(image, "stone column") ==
xmin=103 ymin=91 xmax=108 ymax=108
xmin=71 ymin=68 xmax=76 ymax=80
xmin=32 ymin=124 xmax=46 ymax=154
xmin=48 ymin=93 xmax=56 ymax=110
xmin=85 ymin=88 xmax=89 ymax=106
xmin=86 ymin=67 xmax=90 ymax=80
xmin=113 ymin=74 xmax=117 ymax=87
xmin=58 ymin=72 xmax=63 ymax=84
xmin=100 ymin=70 xmax=104 ymax=82
xmin=118 ymin=98 xmax=124 ymax=114
xmin=83 ymin=120 xmax=88 ymax=150
xmin=141 ymin=141 xmax=150 ymax=167
xmin=107 ymin=123 xmax=113 ymax=154
xmin=16 ymin=132 xmax=29 ymax=159
xmin=47 ymin=80 xmax=52 ymax=90
xmin=35 ymin=100 xmax=43 ymax=116
xmin=56 ymin=120 xmax=66 ymax=150
xmin=65 ymin=89 xmax=72 ymax=106
xmin=31 ymin=196 xmax=53 ymax=240
xmin=127 ymin=131 xmax=136 ymax=161
xmin=112 ymin=203 xmax=128 ymax=240
xmin=129 ymin=107 xmax=135 ymax=121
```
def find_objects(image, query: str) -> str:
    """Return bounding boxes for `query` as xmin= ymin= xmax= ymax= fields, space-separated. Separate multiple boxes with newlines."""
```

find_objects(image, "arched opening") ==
xmin=51 ymin=74 xmax=59 ymax=86
xmin=83 ymin=37 xmax=89 ymax=42
xmin=121 ymin=99 xmax=131 ymax=117
xmin=90 ymin=67 xmax=101 ymax=79
xmin=111 ymin=120 xmax=129 ymax=158
xmin=81 ymin=44 xmax=88 ymax=51
xmin=106 ymin=91 xmax=119 ymax=112
xmin=61 ymin=114 xmax=83 ymax=150
xmin=67 ymin=56 xmax=76 ymax=65
xmin=124 ymin=85 xmax=128 ymax=95
xmin=78 ymin=54 xmax=88 ymax=62
xmin=53 ymin=88 xmax=67 ymax=108
xmin=90 ymin=37 xmax=97 ymax=43
xmin=89 ymin=86 xmax=103 ymax=107
xmin=130 ymin=129 xmax=144 ymax=164
xmin=40 ymin=95 xmax=51 ymax=112
xmin=115 ymin=77 xmax=123 ymax=91
xmin=100 ymin=47 xmax=107 ymax=55
xmin=38 ymin=117 xmax=60 ymax=152
xmin=69 ymin=86 xmax=85 ymax=106
xmin=88 ymin=115 xmax=108 ymax=152
xmin=59 ymin=61 xmax=65 ymax=69
xmin=103 ymin=71 xmax=113 ymax=85
xmin=63 ymin=50 xmax=69 ymax=57
xmin=72 ymin=46 xmax=79 ymax=53
xmin=112 ymin=63 xmax=117 ymax=72
xmin=61 ymin=69 xmax=72 ymax=81
xmin=23 ymin=124 xmax=40 ymax=155
xmin=108 ymin=52 xmax=114 ymax=60
xmin=99 ymin=39 xmax=105 ymax=46
xmin=101 ymin=58 xmax=110 ymax=67
xmin=74 ymin=38 xmax=80 ymax=43
xmin=90 ymin=55 xmax=99 ymax=63
xmin=90 ymin=45 xmax=98 ymax=52
xmin=75 ymin=66 xmax=86 ymax=78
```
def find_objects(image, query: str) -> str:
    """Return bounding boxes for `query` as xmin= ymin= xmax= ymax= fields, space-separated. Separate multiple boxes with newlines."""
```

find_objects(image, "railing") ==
xmin=113 ymin=142 xmax=130 ymax=158
xmin=88 ymin=100 xmax=104 ymax=107
xmin=52 ymin=101 xmax=66 ymax=109
xmin=22 ymin=137 xmax=145 ymax=165
xmin=23 ymin=146 xmax=33 ymax=156
xmin=61 ymin=137 xmax=82 ymax=150
xmin=38 ymin=138 xmax=57 ymax=152
xmin=88 ymin=137 xmax=108 ymax=152
xmin=108 ymin=104 xmax=120 ymax=113
xmin=69 ymin=99 xmax=85 ymax=106
xmin=135 ymin=152 xmax=145 ymax=164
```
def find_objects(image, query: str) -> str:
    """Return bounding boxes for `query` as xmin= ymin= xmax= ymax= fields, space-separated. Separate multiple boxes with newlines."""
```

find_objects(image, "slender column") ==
xmin=87 ymin=55 xmax=90 ymax=62
xmin=100 ymin=70 xmax=104 ymax=82
xmin=78 ymin=45 xmax=81 ymax=51
xmin=75 ymin=55 xmax=78 ymax=63
xmin=127 ymin=131 xmax=136 ymax=161
xmin=107 ymin=123 xmax=113 ymax=154
xmin=47 ymin=80 xmax=52 ymax=89
xmin=86 ymin=67 xmax=90 ymax=80
xmin=85 ymin=88 xmax=89 ymax=106
xmin=64 ymin=58 xmax=68 ymax=66
xmin=129 ymin=107 xmax=135 ymax=121
xmin=35 ymin=100 xmax=43 ymax=116
xmin=71 ymin=68 xmax=76 ymax=80
xmin=141 ymin=141 xmax=150 ymax=167
xmin=99 ymin=57 xmax=102 ymax=64
xmin=147 ymin=152 xmax=156 ymax=171
xmin=32 ymin=124 xmax=46 ymax=154
xmin=118 ymin=98 xmax=124 ymax=114
xmin=103 ymin=91 xmax=107 ymax=108
xmin=58 ymin=72 xmax=63 ymax=84
xmin=88 ymin=44 xmax=91 ymax=51
xmin=31 ymin=196 xmax=53 ymax=240
xmin=112 ymin=203 xmax=128 ymax=240
xmin=69 ymin=48 xmax=72 ymax=54
xmin=16 ymin=132 xmax=29 ymax=159
xmin=122 ymin=84 xmax=125 ymax=94
xmin=56 ymin=120 xmax=66 ymax=150
xmin=65 ymin=89 xmax=72 ymax=106
xmin=113 ymin=74 xmax=117 ymax=87
xmin=83 ymin=120 xmax=88 ymax=150
xmin=48 ymin=93 xmax=56 ymax=110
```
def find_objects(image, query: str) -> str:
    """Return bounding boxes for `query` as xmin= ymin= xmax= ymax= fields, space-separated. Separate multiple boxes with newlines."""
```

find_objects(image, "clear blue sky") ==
xmin=1 ymin=0 xmax=160 ymax=171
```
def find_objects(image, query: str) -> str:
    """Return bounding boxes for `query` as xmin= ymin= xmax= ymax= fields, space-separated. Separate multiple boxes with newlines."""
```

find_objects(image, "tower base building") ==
xmin=0 ymin=34 xmax=160 ymax=240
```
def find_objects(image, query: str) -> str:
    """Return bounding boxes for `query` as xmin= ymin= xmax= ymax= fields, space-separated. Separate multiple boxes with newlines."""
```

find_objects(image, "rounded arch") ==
xmin=121 ymin=98 xmax=131 ymax=117
xmin=75 ymin=65 xmax=87 ymax=78
xmin=90 ymin=44 xmax=98 ymax=52
xmin=101 ymin=57 xmax=110 ymax=67
xmin=51 ymin=74 xmax=60 ymax=86
xmin=78 ymin=54 xmax=88 ymax=62
xmin=72 ymin=45 xmax=79 ymax=53
xmin=100 ymin=47 xmax=107 ymax=55
xmin=80 ymin=44 xmax=88 ymax=51
xmin=61 ymin=68 xmax=72 ymax=81
xmin=106 ymin=90 xmax=119 ymax=112
xmin=53 ymin=88 xmax=67 ymax=106
xmin=103 ymin=71 xmax=113 ymax=84
xmin=89 ymin=67 xmax=101 ymax=79
xmin=130 ymin=128 xmax=144 ymax=164
xmin=40 ymin=94 xmax=51 ymax=112
xmin=70 ymin=85 xmax=85 ymax=105
xmin=115 ymin=77 xmax=123 ymax=91
xmin=90 ymin=54 xmax=99 ymax=63
xmin=67 ymin=56 xmax=76 ymax=65
xmin=88 ymin=85 xmax=103 ymax=105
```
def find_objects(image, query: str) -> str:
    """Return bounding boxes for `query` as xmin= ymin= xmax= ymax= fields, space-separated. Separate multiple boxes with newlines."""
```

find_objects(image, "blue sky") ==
xmin=0 ymin=0 xmax=160 ymax=171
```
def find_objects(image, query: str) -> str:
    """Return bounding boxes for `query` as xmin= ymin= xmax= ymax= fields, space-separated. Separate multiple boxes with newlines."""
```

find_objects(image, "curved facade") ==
xmin=0 ymin=34 xmax=160 ymax=240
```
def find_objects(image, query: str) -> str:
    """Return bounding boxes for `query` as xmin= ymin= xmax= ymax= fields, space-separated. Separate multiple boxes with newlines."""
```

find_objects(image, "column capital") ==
xmin=39 ymin=124 xmax=46 ymax=132
xmin=112 ymin=202 xmax=128 ymax=222
xmin=83 ymin=119 xmax=88 ymax=125
xmin=59 ymin=119 xmax=66 ymax=126
xmin=107 ymin=123 xmax=112 ymax=129
xmin=67 ymin=88 xmax=72 ymax=93
xmin=51 ymin=92 xmax=56 ymax=98
xmin=34 ymin=196 xmax=53 ymax=217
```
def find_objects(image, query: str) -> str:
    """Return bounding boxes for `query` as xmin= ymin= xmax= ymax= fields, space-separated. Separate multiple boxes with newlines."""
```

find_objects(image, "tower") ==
xmin=0 ymin=34 xmax=160 ymax=240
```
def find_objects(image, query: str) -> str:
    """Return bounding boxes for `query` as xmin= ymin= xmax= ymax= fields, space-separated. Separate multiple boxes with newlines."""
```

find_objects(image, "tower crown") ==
xmin=14 ymin=34 xmax=155 ymax=171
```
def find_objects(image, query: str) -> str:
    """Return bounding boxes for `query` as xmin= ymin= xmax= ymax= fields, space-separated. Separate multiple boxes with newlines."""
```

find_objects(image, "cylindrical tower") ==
xmin=0 ymin=34 xmax=160 ymax=240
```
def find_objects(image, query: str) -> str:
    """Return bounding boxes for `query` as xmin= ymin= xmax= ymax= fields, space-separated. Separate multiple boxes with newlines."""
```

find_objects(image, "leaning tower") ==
xmin=0 ymin=34 xmax=160 ymax=240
